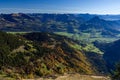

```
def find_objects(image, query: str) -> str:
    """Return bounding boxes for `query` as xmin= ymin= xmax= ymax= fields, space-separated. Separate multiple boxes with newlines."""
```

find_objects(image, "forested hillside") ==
xmin=103 ymin=40 xmax=120 ymax=71
xmin=0 ymin=31 xmax=109 ymax=79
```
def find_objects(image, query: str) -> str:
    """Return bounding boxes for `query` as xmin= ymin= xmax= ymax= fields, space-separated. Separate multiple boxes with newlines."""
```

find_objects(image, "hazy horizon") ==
xmin=1 ymin=12 xmax=120 ymax=15
xmin=1 ymin=0 xmax=120 ymax=14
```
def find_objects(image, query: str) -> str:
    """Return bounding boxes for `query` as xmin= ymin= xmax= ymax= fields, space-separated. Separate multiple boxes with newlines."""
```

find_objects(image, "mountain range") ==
xmin=0 ymin=13 xmax=120 ymax=34
xmin=1 ymin=13 xmax=120 ymax=79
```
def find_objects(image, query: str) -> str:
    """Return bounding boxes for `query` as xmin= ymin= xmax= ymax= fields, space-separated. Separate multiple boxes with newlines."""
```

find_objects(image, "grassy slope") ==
xmin=0 ymin=32 xmax=104 ymax=79
xmin=55 ymin=32 xmax=119 ymax=43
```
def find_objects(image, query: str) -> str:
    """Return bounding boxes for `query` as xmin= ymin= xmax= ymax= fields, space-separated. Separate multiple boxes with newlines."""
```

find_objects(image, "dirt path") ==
xmin=23 ymin=73 xmax=111 ymax=80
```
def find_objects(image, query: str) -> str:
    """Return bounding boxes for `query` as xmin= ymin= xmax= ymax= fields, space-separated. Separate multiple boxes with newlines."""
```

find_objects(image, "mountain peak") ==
xmin=87 ymin=16 xmax=105 ymax=24
xmin=90 ymin=16 xmax=101 ymax=21
xmin=11 ymin=13 xmax=22 ymax=17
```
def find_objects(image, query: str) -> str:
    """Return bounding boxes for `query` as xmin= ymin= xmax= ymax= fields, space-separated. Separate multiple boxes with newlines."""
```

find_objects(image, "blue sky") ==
xmin=0 ymin=0 xmax=120 ymax=14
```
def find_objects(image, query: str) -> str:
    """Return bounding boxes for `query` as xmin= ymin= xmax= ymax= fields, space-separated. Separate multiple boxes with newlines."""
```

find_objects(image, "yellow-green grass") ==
xmin=7 ymin=31 xmax=30 ymax=34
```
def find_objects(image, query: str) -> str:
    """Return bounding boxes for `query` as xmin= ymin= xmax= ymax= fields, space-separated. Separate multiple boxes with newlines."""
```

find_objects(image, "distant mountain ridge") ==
xmin=0 ymin=13 xmax=120 ymax=36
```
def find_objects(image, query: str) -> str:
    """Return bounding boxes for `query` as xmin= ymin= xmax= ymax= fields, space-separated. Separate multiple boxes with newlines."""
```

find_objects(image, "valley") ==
xmin=1 ymin=13 xmax=120 ymax=79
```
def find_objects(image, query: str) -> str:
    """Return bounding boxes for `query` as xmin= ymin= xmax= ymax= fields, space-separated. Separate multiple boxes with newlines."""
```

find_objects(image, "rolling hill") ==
xmin=79 ymin=16 xmax=120 ymax=37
